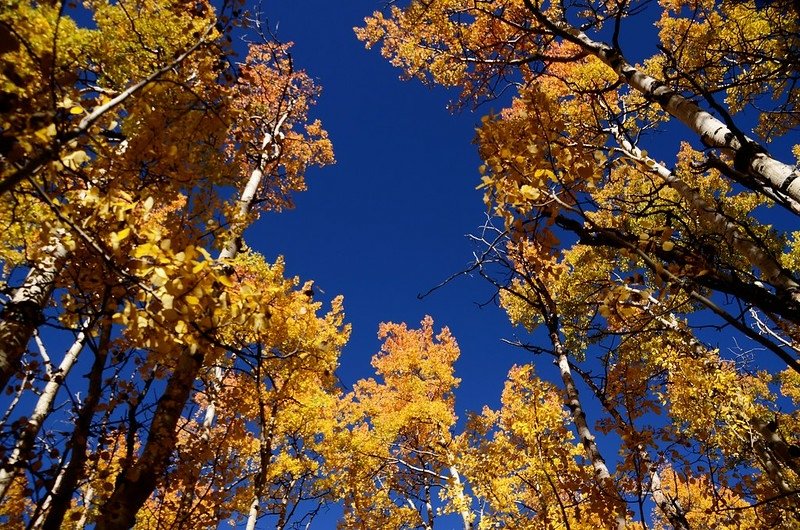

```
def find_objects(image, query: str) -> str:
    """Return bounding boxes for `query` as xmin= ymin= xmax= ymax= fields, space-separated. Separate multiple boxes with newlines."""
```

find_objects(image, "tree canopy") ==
xmin=1 ymin=0 xmax=799 ymax=528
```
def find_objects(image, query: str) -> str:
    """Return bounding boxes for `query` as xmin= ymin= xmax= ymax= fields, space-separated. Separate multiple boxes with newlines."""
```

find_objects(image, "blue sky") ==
xmin=253 ymin=1 xmax=533 ymax=413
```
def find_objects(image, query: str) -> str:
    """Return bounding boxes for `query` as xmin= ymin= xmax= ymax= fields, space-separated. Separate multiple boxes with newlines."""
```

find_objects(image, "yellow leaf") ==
xmin=152 ymin=267 xmax=169 ymax=286
xmin=69 ymin=105 xmax=84 ymax=115
xmin=62 ymin=150 xmax=90 ymax=170
xmin=132 ymin=243 xmax=158 ymax=259
xmin=520 ymin=185 xmax=540 ymax=201
xmin=161 ymin=293 xmax=174 ymax=310
xmin=116 ymin=227 xmax=131 ymax=242
xmin=34 ymin=124 xmax=57 ymax=142
xmin=662 ymin=241 xmax=675 ymax=251
xmin=217 ymin=274 xmax=235 ymax=288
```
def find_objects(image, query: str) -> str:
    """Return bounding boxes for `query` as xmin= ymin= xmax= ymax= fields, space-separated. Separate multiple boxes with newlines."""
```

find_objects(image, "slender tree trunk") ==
xmin=40 ymin=314 xmax=112 ymax=530
xmin=244 ymin=496 xmax=261 ymax=530
xmin=29 ymin=459 xmax=67 ymax=530
xmin=645 ymin=454 xmax=691 ymax=530
xmin=424 ymin=483 xmax=434 ymax=530
xmin=0 ymin=370 xmax=31 ymax=430
xmin=549 ymin=326 xmax=627 ymax=529
xmin=74 ymin=485 xmax=95 ymax=530
xmin=749 ymin=418 xmax=800 ymax=495
xmin=750 ymin=418 xmax=800 ymax=477
xmin=172 ymin=366 xmax=225 ymax=524
xmin=242 ymin=407 xmax=278 ymax=530
xmin=0 ymin=234 xmax=67 ymax=392
xmin=0 ymin=319 xmax=90 ymax=502
xmin=276 ymin=498 xmax=288 ymax=530
xmin=243 ymin=352 xmax=279 ymax=530
xmin=447 ymin=465 xmax=473 ymax=530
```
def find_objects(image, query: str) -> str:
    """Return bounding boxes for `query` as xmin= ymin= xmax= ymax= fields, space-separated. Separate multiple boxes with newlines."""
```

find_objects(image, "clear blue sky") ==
xmin=253 ymin=1 xmax=533 ymax=413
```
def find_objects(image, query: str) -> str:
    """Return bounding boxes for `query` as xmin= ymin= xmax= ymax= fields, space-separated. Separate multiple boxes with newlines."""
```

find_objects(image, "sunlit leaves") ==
xmin=0 ymin=1 xmax=341 ymax=527
xmin=357 ymin=0 xmax=800 ymax=525
xmin=330 ymin=317 xmax=463 ymax=529
xmin=656 ymin=0 xmax=800 ymax=139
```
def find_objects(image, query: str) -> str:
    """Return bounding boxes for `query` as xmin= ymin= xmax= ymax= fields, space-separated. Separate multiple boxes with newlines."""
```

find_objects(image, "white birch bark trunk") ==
xmin=645 ymin=458 xmax=690 ymax=530
xmin=244 ymin=496 xmax=260 ymax=530
xmin=0 ymin=320 xmax=90 ymax=501
xmin=29 ymin=462 xmax=67 ymax=530
xmin=525 ymin=4 xmax=800 ymax=211
xmin=447 ymin=465 xmax=473 ymax=530
xmin=424 ymin=483 xmax=434 ymax=530
xmin=609 ymin=126 xmax=800 ymax=304
xmin=0 ymin=233 xmax=67 ymax=391
xmin=0 ymin=371 xmax=30 ymax=429
xmin=550 ymin=329 xmax=627 ymax=529
xmin=75 ymin=485 xmax=95 ymax=530
xmin=200 ymin=366 xmax=224 ymax=439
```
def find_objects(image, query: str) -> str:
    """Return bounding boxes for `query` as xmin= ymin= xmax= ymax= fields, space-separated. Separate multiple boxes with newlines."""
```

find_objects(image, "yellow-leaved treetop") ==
xmin=358 ymin=0 xmax=800 ymax=525
xmin=327 ymin=317 xmax=471 ymax=529
xmin=0 ymin=2 xmax=342 ymax=529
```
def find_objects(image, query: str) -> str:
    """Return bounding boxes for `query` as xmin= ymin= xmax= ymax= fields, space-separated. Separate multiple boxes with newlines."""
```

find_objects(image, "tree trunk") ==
xmin=244 ymin=495 xmax=261 ymax=530
xmin=550 ymin=327 xmax=627 ymax=530
xmin=646 ymin=456 xmax=691 ymax=530
xmin=0 ymin=320 xmax=90 ymax=502
xmin=0 ymin=234 xmax=67 ymax=391
xmin=243 ymin=353 xmax=280 ymax=530
xmin=40 ymin=315 xmax=112 ymax=530
xmin=447 ymin=465 xmax=473 ymax=530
